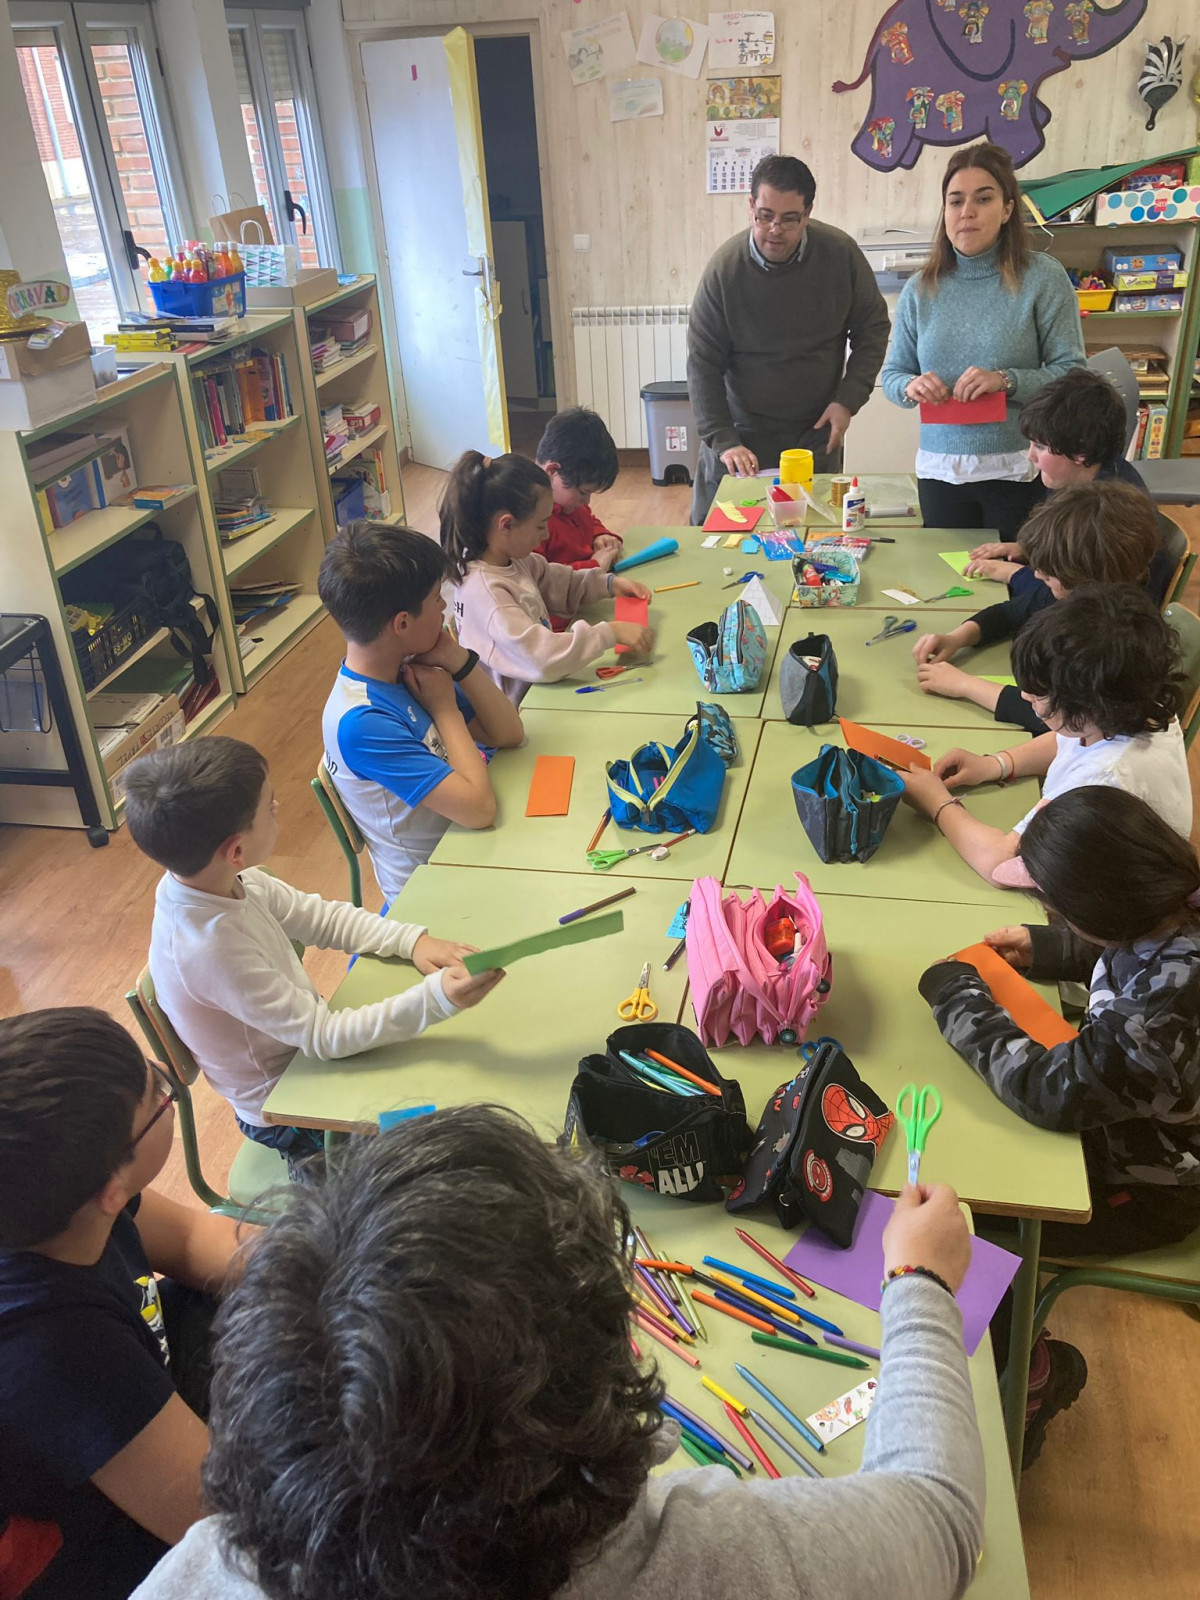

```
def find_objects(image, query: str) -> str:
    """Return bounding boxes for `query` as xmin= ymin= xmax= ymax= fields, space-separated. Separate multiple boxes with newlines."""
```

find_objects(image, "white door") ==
xmin=361 ymin=29 xmax=509 ymax=470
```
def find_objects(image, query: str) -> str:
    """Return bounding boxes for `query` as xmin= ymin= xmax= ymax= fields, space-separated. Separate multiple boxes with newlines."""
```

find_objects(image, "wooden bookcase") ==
xmin=0 ymin=365 xmax=236 ymax=834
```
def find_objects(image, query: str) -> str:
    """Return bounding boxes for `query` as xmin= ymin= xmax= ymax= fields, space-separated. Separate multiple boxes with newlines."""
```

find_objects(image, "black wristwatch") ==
xmin=452 ymin=649 xmax=479 ymax=682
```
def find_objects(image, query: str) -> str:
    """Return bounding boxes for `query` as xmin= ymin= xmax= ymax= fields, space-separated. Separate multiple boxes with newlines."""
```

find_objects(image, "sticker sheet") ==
xmin=806 ymin=1377 xmax=879 ymax=1444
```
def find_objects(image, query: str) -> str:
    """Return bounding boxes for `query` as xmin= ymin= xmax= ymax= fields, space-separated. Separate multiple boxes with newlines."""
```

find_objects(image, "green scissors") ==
xmin=896 ymin=1083 xmax=943 ymax=1185
xmin=921 ymin=585 xmax=973 ymax=603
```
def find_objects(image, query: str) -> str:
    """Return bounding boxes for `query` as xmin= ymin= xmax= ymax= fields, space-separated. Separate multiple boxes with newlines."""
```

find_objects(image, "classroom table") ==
xmin=630 ymin=1193 xmax=1031 ymax=1600
xmin=432 ymin=708 xmax=760 ymax=882
xmin=713 ymin=470 xmax=925 ymax=527
xmin=764 ymin=606 xmax=1020 ymax=728
xmin=724 ymin=720 xmax=1038 ymax=908
xmin=821 ymin=528 xmax=1005 ymax=612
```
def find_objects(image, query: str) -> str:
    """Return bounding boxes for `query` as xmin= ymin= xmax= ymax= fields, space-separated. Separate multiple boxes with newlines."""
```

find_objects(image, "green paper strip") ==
xmin=979 ymin=675 xmax=1018 ymax=687
xmin=938 ymin=551 xmax=972 ymax=576
xmin=463 ymin=910 xmax=624 ymax=975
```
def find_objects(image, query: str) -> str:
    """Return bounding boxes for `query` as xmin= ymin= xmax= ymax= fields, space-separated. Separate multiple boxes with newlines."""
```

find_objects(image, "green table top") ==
xmin=725 ymin=721 xmax=1037 ymax=908
xmin=263 ymin=866 xmax=692 ymax=1135
xmin=764 ymin=607 xmax=1018 ymax=729
xmin=809 ymin=528 xmax=1005 ymax=613
xmin=698 ymin=892 xmax=1088 ymax=1221
xmin=629 ymin=1194 xmax=1029 ymax=1597
xmin=714 ymin=471 xmax=923 ymax=527
xmin=432 ymin=709 xmax=760 ymax=881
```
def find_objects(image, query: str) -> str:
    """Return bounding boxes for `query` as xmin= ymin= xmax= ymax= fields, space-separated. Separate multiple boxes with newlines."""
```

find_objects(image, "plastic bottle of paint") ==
xmin=841 ymin=476 xmax=866 ymax=533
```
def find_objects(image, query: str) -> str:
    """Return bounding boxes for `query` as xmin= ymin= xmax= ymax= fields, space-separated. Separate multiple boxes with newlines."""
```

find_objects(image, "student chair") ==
xmin=1160 ymin=515 xmax=1193 ymax=608
xmin=1032 ymin=1233 xmax=1200 ymax=1342
xmin=1164 ymin=602 xmax=1200 ymax=752
xmin=126 ymin=968 xmax=291 ymax=1217
xmin=312 ymin=759 xmax=365 ymax=908
xmin=1086 ymin=347 xmax=1200 ymax=506
xmin=1086 ymin=347 xmax=1141 ymax=453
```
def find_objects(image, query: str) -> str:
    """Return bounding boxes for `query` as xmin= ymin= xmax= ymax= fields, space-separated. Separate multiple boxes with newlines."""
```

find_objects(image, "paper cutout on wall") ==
xmin=832 ymin=0 xmax=1148 ymax=172
xmin=707 ymin=11 xmax=775 ymax=71
xmin=609 ymin=76 xmax=665 ymax=120
xmin=637 ymin=14 xmax=710 ymax=79
xmin=561 ymin=14 xmax=637 ymax=86
xmin=1138 ymin=36 xmax=1187 ymax=130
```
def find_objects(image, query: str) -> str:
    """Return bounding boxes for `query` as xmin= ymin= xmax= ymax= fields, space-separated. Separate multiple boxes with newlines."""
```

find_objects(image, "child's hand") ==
xmin=965 ymin=557 xmax=1020 ymax=584
xmin=401 ymin=663 xmax=458 ymax=717
xmin=899 ymin=765 xmax=950 ymax=817
xmin=933 ymin=748 xmax=994 ymax=790
xmin=409 ymin=630 xmax=466 ymax=674
xmin=412 ymin=934 xmax=478 ymax=974
xmin=611 ymin=621 xmax=654 ymax=654
xmin=970 ymin=539 xmax=1021 ymax=562
xmin=612 ymin=577 xmax=651 ymax=601
xmin=441 ymin=964 xmax=505 ymax=1009
xmin=912 ymin=632 xmax=957 ymax=667
xmin=882 ymin=1183 xmax=972 ymax=1295
xmin=592 ymin=545 xmax=620 ymax=573
xmin=917 ymin=661 xmax=975 ymax=700
xmin=983 ymin=926 xmax=1033 ymax=969
xmin=594 ymin=534 xmax=622 ymax=554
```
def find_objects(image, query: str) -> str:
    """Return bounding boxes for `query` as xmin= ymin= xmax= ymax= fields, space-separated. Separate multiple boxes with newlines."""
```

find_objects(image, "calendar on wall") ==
xmin=705 ymin=75 xmax=781 ymax=194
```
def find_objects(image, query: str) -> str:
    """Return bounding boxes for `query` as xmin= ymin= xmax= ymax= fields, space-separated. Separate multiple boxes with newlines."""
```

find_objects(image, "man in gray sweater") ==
xmin=687 ymin=155 xmax=891 ymax=522
xmin=133 ymin=1104 xmax=985 ymax=1600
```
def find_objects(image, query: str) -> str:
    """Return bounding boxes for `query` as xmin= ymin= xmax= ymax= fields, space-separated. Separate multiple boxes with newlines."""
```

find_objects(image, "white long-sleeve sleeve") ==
xmin=249 ymin=868 xmax=426 ymax=959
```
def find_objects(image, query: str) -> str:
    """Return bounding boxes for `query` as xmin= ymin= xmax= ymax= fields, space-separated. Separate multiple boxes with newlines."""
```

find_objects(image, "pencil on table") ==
xmin=586 ymin=808 xmax=610 ymax=853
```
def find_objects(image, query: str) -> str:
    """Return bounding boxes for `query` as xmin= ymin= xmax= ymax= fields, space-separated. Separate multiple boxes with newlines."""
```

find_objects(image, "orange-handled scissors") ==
xmin=618 ymin=962 xmax=658 ymax=1022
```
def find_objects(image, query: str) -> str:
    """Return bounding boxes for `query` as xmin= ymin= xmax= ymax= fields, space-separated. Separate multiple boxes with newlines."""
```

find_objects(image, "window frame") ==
xmin=225 ymin=5 xmax=340 ymax=269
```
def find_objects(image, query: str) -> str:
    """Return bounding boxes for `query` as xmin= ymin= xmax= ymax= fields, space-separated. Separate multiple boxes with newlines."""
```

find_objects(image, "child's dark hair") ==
xmin=439 ymin=451 xmax=551 ymax=580
xmin=125 ymin=735 xmax=268 ymax=876
xmin=1019 ymin=481 xmax=1159 ymax=590
xmin=1012 ymin=583 xmax=1185 ymax=737
xmin=0 ymin=1008 xmax=147 ymax=1249
xmin=319 ymin=520 xmax=448 ymax=644
xmin=1020 ymin=786 xmax=1200 ymax=943
xmin=1019 ymin=367 xmax=1127 ymax=467
xmin=535 ymin=407 xmax=618 ymax=492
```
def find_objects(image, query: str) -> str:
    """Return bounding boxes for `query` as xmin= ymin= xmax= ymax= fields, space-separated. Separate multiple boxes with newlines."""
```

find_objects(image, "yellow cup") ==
xmin=779 ymin=448 xmax=814 ymax=492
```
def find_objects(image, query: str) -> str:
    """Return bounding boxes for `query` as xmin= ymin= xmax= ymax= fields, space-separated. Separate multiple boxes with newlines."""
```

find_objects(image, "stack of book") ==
xmin=214 ymin=466 xmax=272 ymax=543
xmin=321 ymin=402 xmax=349 ymax=467
xmin=309 ymin=331 xmax=340 ymax=373
xmin=114 ymin=311 xmax=238 ymax=348
xmin=231 ymin=579 xmax=301 ymax=629
xmin=192 ymin=347 xmax=294 ymax=453
xmin=98 ymin=654 xmax=219 ymax=724
xmin=28 ymin=428 xmax=140 ymax=529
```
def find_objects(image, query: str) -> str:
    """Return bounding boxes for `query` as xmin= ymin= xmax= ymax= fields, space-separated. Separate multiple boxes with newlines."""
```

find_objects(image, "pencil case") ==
xmin=779 ymin=632 xmax=838 ymax=726
xmin=563 ymin=1022 xmax=752 ymax=1202
xmin=791 ymin=745 xmax=904 ymax=863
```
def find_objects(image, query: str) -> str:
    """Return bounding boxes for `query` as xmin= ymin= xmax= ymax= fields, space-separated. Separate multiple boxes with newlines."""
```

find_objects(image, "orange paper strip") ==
xmin=525 ymin=755 xmax=575 ymax=817
xmin=953 ymin=942 xmax=1079 ymax=1049
xmin=702 ymin=502 xmax=764 ymax=534
xmin=838 ymin=718 xmax=932 ymax=772
xmin=614 ymin=594 xmax=650 ymax=655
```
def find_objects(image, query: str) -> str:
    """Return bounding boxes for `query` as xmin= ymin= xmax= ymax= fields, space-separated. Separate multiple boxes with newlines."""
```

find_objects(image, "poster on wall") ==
xmin=832 ymin=0 xmax=1148 ymax=173
xmin=705 ymin=76 xmax=781 ymax=194
xmin=707 ymin=11 xmax=776 ymax=72
xmin=610 ymin=78 xmax=666 ymax=121
xmin=637 ymin=14 xmax=710 ymax=79
xmin=561 ymin=13 xmax=637 ymax=86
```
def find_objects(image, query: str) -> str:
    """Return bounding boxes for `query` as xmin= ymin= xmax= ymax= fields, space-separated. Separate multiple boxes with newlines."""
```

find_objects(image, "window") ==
xmin=226 ymin=8 xmax=338 ymax=271
xmin=12 ymin=2 xmax=187 ymax=336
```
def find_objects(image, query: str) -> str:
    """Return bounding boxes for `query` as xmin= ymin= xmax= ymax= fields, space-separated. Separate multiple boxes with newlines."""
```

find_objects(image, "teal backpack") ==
xmin=686 ymin=600 xmax=767 ymax=694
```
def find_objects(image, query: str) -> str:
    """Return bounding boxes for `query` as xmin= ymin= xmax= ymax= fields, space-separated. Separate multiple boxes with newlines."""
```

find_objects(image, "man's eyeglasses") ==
xmin=130 ymin=1062 xmax=179 ymax=1150
xmin=753 ymin=208 xmax=808 ymax=230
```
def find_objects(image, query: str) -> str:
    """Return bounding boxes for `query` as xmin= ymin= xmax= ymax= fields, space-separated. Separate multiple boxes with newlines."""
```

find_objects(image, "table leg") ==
xmin=1002 ymin=1216 xmax=1041 ymax=1480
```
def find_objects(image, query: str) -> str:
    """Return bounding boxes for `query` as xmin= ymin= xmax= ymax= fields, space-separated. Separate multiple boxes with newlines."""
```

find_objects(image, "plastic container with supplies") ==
xmin=640 ymin=380 xmax=699 ymax=487
xmin=149 ymin=272 xmax=246 ymax=319
xmin=791 ymin=546 xmax=860 ymax=608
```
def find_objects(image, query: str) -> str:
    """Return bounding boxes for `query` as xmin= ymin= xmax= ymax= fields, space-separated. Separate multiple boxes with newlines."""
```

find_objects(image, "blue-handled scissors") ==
xmin=794 ymin=1033 xmax=843 ymax=1061
xmin=896 ymin=1082 xmax=943 ymax=1185
xmin=865 ymin=615 xmax=917 ymax=646
xmin=722 ymin=570 xmax=763 ymax=588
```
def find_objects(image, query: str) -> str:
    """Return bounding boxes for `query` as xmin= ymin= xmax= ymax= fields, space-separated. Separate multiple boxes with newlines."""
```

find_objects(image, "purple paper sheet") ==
xmin=783 ymin=1190 xmax=1020 ymax=1356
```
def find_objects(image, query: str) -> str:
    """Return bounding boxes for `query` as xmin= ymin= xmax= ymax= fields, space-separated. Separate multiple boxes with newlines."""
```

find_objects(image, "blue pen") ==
xmin=659 ymin=1400 xmax=737 ymax=1465
xmin=576 ymin=676 xmax=644 ymax=695
xmin=712 ymin=1287 xmax=817 ymax=1345
xmin=705 ymin=1266 xmax=845 ymax=1337
xmin=702 ymin=1255 xmax=797 ymax=1300
xmin=618 ymin=1050 xmax=701 ymax=1096
xmin=735 ymin=1364 xmax=826 ymax=1454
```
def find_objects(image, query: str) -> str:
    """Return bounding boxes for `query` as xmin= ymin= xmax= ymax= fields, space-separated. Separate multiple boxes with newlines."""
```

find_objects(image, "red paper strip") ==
xmin=919 ymin=392 xmax=1007 ymax=426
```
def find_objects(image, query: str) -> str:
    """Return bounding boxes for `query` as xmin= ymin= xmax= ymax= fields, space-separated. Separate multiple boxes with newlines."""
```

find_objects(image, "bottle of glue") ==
xmin=841 ymin=475 xmax=866 ymax=533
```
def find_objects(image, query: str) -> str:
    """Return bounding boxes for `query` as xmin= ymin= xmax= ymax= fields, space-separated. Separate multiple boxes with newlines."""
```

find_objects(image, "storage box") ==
xmin=0 ymin=320 xmax=96 ymax=431
xmin=1104 ymin=247 xmax=1183 ymax=274
xmin=43 ymin=463 xmax=98 ymax=528
xmin=1095 ymin=187 xmax=1200 ymax=226
xmin=332 ymin=475 xmax=367 ymax=530
xmin=1075 ymin=286 xmax=1115 ymax=311
xmin=321 ymin=308 xmax=371 ymax=345
xmin=91 ymin=427 xmax=136 ymax=506
xmin=245 ymin=268 xmax=339 ymax=309
xmin=1114 ymin=291 xmax=1184 ymax=314
xmin=104 ymin=694 xmax=185 ymax=798
xmin=344 ymin=399 xmax=381 ymax=435
xmin=149 ymin=272 xmax=246 ymax=319
xmin=790 ymin=546 xmax=861 ymax=607
xmin=1113 ymin=269 xmax=1188 ymax=291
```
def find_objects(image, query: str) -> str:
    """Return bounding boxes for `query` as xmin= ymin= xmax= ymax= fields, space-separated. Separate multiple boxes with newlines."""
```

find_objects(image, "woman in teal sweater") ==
xmin=881 ymin=141 xmax=1084 ymax=539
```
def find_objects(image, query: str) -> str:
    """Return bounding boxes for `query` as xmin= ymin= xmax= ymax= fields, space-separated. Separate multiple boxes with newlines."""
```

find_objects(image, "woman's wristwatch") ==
xmin=1000 ymin=370 xmax=1016 ymax=396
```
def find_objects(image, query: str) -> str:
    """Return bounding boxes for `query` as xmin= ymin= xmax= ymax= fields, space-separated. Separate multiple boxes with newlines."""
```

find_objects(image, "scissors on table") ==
xmin=896 ymin=1082 xmax=943 ymax=1185
xmin=865 ymin=615 xmax=917 ymax=646
xmin=722 ymin=570 xmax=763 ymax=588
xmin=921 ymin=585 xmax=973 ymax=604
xmin=618 ymin=962 xmax=658 ymax=1022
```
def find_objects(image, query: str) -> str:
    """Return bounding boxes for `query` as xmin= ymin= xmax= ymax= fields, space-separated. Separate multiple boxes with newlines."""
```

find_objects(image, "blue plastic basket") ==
xmin=149 ymin=272 xmax=246 ymax=319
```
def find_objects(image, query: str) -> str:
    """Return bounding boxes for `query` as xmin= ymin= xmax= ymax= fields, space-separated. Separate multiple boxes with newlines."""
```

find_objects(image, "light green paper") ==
xmin=980 ymin=675 xmax=1018 ymax=687
xmin=939 ymin=551 xmax=972 ymax=576
xmin=463 ymin=910 xmax=624 ymax=974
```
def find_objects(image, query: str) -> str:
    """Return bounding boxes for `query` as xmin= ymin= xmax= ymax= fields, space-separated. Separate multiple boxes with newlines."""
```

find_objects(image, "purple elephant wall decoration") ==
xmin=833 ymin=0 xmax=1148 ymax=172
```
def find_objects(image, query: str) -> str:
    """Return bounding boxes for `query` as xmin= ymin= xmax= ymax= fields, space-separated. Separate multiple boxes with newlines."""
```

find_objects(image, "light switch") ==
xmin=573 ymin=234 xmax=591 ymax=252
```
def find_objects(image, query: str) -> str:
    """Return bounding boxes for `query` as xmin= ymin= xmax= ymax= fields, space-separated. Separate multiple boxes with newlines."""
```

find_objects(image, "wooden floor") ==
xmin=4 ymin=456 xmax=1200 ymax=1599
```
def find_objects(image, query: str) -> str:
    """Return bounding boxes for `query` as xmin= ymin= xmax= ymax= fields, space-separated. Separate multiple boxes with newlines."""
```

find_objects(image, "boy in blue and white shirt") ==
xmin=319 ymin=521 xmax=525 ymax=901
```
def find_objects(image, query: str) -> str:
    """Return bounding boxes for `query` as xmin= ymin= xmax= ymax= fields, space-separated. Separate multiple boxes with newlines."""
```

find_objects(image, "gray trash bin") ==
xmin=641 ymin=380 xmax=700 ymax=487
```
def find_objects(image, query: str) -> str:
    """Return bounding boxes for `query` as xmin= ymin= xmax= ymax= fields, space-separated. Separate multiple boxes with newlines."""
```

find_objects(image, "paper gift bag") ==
xmin=209 ymin=202 xmax=275 ymax=245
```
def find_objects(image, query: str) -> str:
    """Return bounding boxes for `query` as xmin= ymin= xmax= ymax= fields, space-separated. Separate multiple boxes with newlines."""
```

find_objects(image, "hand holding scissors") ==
xmin=896 ymin=1082 xmax=942 ymax=1185
xmin=618 ymin=962 xmax=658 ymax=1022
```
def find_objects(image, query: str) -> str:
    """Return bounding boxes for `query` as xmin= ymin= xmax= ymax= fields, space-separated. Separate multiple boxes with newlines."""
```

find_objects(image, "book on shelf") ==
xmin=192 ymin=347 xmax=295 ymax=453
xmin=117 ymin=484 xmax=191 ymax=510
xmin=321 ymin=401 xmax=349 ymax=466
xmin=231 ymin=579 xmax=301 ymax=628
xmin=334 ymin=443 xmax=391 ymax=520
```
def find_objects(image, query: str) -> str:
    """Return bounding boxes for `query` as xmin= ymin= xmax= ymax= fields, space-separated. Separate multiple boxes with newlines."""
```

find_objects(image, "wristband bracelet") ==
xmin=606 ymin=572 xmax=616 ymax=597
xmin=932 ymin=797 xmax=964 ymax=830
xmin=882 ymin=1264 xmax=955 ymax=1298
xmin=992 ymin=751 xmax=1012 ymax=784
xmin=451 ymin=649 xmax=479 ymax=682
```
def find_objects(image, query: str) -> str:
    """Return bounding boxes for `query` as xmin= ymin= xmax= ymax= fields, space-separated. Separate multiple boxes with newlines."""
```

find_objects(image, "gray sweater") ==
xmin=131 ymin=1276 xmax=985 ymax=1600
xmin=687 ymin=223 xmax=891 ymax=455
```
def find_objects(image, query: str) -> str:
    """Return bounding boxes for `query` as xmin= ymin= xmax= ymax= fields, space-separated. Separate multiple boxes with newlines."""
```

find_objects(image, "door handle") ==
xmin=123 ymin=230 xmax=151 ymax=271
xmin=283 ymin=190 xmax=308 ymax=234
xmin=461 ymin=267 xmax=484 ymax=277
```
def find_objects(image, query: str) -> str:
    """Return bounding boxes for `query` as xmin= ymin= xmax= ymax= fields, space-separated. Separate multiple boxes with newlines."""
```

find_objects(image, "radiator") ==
xmin=571 ymin=306 xmax=690 ymax=448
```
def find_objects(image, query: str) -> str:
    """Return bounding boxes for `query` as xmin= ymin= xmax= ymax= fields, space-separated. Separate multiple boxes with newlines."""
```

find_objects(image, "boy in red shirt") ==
xmin=534 ymin=409 xmax=624 ymax=628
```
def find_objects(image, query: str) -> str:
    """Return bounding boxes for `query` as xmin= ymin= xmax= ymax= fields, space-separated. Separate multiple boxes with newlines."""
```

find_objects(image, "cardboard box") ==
xmin=0 ymin=320 xmax=96 ymax=430
xmin=244 ymin=268 xmax=340 ymax=309
xmin=104 ymin=694 xmax=185 ymax=797
xmin=1114 ymin=291 xmax=1184 ymax=314
xmin=344 ymin=399 xmax=381 ymax=435
xmin=1095 ymin=188 xmax=1200 ymax=226
xmin=1113 ymin=269 xmax=1188 ymax=291
xmin=1104 ymin=247 xmax=1183 ymax=274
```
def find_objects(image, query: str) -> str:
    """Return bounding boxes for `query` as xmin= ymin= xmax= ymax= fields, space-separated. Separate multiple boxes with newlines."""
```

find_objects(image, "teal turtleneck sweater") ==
xmin=880 ymin=243 xmax=1084 ymax=457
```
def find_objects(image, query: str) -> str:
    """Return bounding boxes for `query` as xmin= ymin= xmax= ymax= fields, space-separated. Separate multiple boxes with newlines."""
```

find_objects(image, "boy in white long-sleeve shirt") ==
xmin=440 ymin=450 xmax=653 ymax=704
xmin=124 ymin=738 xmax=503 ymax=1178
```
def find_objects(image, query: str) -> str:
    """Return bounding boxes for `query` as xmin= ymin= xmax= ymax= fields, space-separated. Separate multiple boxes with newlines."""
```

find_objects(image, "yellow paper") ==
xmin=715 ymin=500 xmax=746 ymax=524
xmin=723 ymin=533 xmax=743 ymax=548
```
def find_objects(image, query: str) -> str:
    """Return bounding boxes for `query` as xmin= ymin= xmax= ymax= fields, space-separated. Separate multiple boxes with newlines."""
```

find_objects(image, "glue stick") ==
xmin=841 ymin=476 xmax=866 ymax=533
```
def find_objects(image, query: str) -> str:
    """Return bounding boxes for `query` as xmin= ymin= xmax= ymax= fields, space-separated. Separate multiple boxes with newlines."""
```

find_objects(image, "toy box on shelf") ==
xmin=0 ymin=320 xmax=95 ymax=431
xmin=1094 ymin=188 xmax=1200 ymax=227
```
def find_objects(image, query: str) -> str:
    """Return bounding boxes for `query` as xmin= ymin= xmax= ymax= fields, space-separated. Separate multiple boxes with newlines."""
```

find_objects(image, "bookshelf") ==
xmin=292 ymin=275 xmax=407 ymax=531
xmin=121 ymin=313 xmax=328 ymax=693
xmin=0 ymin=365 xmax=236 ymax=835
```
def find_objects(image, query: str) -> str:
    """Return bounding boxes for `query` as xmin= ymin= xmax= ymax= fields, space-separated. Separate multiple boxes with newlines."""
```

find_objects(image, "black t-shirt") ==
xmin=0 ymin=1198 xmax=177 ymax=1598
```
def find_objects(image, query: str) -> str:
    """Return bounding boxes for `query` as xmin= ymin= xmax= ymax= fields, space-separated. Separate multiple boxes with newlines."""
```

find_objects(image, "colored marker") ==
xmin=719 ymin=1276 xmax=845 ymax=1338
xmin=701 ymin=1376 xmax=747 ymax=1415
xmin=752 ymin=1332 xmax=870 ymax=1369
xmin=724 ymin=1402 xmax=780 ymax=1479
xmin=691 ymin=1289 xmax=774 ymax=1334
xmin=702 ymin=1256 xmax=798 ymax=1300
xmin=634 ymin=1265 xmax=694 ymax=1335
xmin=558 ymin=885 xmax=636 ymax=926
xmin=586 ymin=809 xmax=610 ymax=853
xmin=734 ymin=1228 xmax=816 ymax=1297
xmin=713 ymin=1287 xmax=817 ymax=1344
xmin=735 ymin=1364 xmax=826 ymax=1455
xmin=633 ymin=1314 xmax=700 ymax=1367
xmin=745 ymin=1408 xmax=823 ymax=1479
xmin=644 ymin=1048 xmax=722 ymax=1096
xmin=661 ymin=1397 xmax=754 ymax=1473
xmin=825 ymin=1333 xmax=881 ymax=1362
xmin=680 ymin=1431 xmax=739 ymax=1475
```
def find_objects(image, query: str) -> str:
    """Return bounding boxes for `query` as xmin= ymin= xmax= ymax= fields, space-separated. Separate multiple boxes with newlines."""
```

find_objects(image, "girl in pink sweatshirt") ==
xmin=440 ymin=451 xmax=654 ymax=703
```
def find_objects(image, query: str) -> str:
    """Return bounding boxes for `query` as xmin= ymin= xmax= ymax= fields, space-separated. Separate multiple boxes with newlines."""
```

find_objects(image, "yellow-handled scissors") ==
xmin=618 ymin=962 xmax=658 ymax=1022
